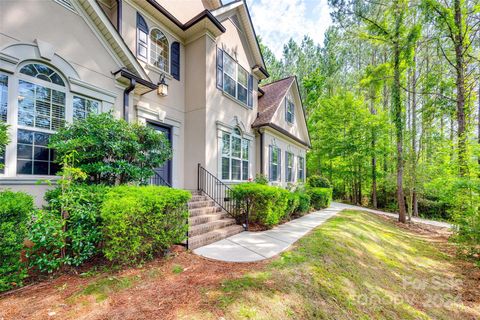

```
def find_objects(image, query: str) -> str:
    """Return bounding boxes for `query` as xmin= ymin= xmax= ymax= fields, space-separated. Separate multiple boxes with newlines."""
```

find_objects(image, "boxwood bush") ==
xmin=295 ymin=191 xmax=311 ymax=214
xmin=101 ymin=186 xmax=190 ymax=264
xmin=308 ymin=187 xmax=333 ymax=210
xmin=0 ymin=190 xmax=34 ymax=292
xmin=231 ymin=183 xmax=289 ymax=228
xmin=307 ymin=175 xmax=332 ymax=188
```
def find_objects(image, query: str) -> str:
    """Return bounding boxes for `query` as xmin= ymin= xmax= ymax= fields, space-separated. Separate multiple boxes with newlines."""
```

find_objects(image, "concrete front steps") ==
xmin=187 ymin=192 xmax=244 ymax=250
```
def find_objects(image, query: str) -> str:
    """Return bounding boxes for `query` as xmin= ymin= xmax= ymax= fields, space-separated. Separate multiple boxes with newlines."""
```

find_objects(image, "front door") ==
xmin=148 ymin=122 xmax=172 ymax=186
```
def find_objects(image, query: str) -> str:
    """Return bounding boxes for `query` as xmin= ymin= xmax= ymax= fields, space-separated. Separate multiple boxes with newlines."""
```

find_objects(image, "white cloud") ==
xmin=246 ymin=0 xmax=332 ymax=59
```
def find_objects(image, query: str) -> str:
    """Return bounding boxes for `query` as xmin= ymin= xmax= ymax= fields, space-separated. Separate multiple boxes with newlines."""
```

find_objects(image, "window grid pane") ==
xmin=16 ymin=129 xmax=57 ymax=175
xmin=150 ymin=29 xmax=169 ymax=73
xmin=18 ymin=80 xmax=66 ymax=131
xmin=0 ymin=74 xmax=7 ymax=122
xmin=221 ymin=131 xmax=249 ymax=181
xmin=73 ymin=96 xmax=99 ymax=121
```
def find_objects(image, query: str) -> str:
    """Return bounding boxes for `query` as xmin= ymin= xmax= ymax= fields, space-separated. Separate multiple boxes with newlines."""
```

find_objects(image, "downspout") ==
xmin=116 ymin=0 xmax=122 ymax=34
xmin=123 ymin=78 xmax=136 ymax=122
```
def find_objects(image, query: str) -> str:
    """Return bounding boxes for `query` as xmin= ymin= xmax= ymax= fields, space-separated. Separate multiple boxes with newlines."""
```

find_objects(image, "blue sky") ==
xmin=244 ymin=0 xmax=332 ymax=58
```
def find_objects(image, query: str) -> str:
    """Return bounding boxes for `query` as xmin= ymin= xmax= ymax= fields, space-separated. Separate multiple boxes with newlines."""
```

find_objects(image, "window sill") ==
xmin=221 ymin=90 xmax=252 ymax=110
xmin=0 ymin=176 xmax=59 ymax=185
xmin=146 ymin=64 xmax=172 ymax=80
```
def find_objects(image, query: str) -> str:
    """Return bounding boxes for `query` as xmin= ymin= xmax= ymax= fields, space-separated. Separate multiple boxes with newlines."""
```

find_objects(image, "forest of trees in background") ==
xmin=259 ymin=0 xmax=479 ymax=258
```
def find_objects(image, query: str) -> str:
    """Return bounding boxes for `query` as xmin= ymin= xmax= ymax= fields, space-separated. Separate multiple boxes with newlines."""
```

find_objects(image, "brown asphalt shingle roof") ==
xmin=252 ymin=76 xmax=295 ymax=128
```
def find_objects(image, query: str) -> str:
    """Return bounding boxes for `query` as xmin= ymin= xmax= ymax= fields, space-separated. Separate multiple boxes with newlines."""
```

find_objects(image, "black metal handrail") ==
xmin=149 ymin=171 xmax=172 ymax=187
xmin=197 ymin=163 xmax=248 ymax=230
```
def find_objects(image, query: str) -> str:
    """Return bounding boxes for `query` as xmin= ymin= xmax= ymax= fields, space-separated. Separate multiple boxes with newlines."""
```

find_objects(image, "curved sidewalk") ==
xmin=193 ymin=203 xmax=343 ymax=262
xmin=193 ymin=202 xmax=453 ymax=263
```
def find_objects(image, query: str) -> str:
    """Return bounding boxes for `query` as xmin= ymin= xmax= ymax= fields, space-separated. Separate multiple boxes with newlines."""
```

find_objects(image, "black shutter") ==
xmin=285 ymin=151 xmax=288 ymax=182
xmin=216 ymin=48 xmax=223 ymax=90
xmin=247 ymin=74 xmax=253 ymax=108
xmin=171 ymin=42 xmax=180 ymax=80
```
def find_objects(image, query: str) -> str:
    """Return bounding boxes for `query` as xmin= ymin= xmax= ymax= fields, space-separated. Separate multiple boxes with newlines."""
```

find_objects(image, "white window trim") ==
xmin=285 ymin=94 xmax=295 ymax=125
xmin=286 ymin=151 xmax=294 ymax=183
xmin=222 ymin=51 xmax=250 ymax=108
xmin=298 ymin=155 xmax=305 ymax=182
xmin=269 ymin=145 xmax=281 ymax=182
xmin=219 ymin=127 xmax=251 ymax=183
xmin=0 ymin=61 xmax=109 ymax=178
xmin=148 ymin=28 xmax=170 ymax=74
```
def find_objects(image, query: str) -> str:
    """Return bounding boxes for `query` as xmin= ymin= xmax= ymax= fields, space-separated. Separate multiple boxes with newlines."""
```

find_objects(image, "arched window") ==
xmin=149 ymin=29 xmax=169 ymax=73
xmin=221 ymin=127 xmax=250 ymax=181
xmin=16 ymin=63 xmax=67 ymax=175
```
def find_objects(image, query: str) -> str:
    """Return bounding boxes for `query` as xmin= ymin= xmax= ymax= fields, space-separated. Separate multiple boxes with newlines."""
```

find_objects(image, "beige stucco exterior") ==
xmin=0 ymin=0 xmax=309 ymax=205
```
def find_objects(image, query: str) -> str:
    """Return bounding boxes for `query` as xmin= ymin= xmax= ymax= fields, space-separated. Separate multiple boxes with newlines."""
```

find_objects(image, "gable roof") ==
xmin=253 ymin=76 xmax=311 ymax=148
xmin=77 ymin=0 xmax=151 ymax=81
xmin=253 ymin=77 xmax=295 ymax=127
xmin=211 ymin=0 xmax=269 ymax=79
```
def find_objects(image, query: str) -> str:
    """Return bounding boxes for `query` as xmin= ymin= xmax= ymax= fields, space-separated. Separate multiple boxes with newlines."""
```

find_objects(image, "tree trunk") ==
xmin=393 ymin=0 xmax=406 ymax=223
xmin=454 ymin=0 xmax=467 ymax=176
xmin=411 ymin=44 xmax=418 ymax=217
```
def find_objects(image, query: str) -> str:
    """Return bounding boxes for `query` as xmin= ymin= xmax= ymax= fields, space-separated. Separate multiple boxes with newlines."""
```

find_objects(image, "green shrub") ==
xmin=296 ymin=191 xmax=311 ymax=214
xmin=27 ymin=210 xmax=66 ymax=274
xmin=49 ymin=113 xmax=171 ymax=185
xmin=44 ymin=184 xmax=109 ymax=267
xmin=286 ymin=192 xmax=300 ymax=217
xmin=307 ymin=175 xmax=332 ymax=188
xmin=0 ymin=191 xmax=33 ymax=292
xmin=231 ymin=183 xmax=289 ymax=227
xmin=254 ymin=174 xmax=268 ymax=185
xmin=101 ymin=186 xmax=190 ymax=264
xmin=308 ymin=187 xmax=332 ymax=210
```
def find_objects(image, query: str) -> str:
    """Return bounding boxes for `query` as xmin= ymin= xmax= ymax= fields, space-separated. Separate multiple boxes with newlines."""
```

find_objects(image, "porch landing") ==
xmin=193 ymin=203 xmax=343 ymax=262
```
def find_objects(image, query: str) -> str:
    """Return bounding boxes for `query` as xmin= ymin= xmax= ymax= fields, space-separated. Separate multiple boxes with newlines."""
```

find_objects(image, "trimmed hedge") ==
xmin=296 ymin=191 xmax=311 ymax=214
xmin=0 ymin=190 xmax=34 ymax=292
xmin=231 ymin=183 xmax=289 ymax=227
xmin=308 ymin=187 xmax=332 ymax=210
xmin=307 ymin=175 xmax=332 ymax=188
xmin=101 ymin=186 xmax=190 ymax=264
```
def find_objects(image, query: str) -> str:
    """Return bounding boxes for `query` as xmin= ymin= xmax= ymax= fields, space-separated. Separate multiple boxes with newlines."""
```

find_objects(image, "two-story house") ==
xmin=0 ymin=0 xmax=310 ymax=246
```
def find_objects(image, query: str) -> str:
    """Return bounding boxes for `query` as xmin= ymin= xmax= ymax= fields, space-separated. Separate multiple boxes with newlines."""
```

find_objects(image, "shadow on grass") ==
xmin=205 ymin=210 xmax=478 ymax=320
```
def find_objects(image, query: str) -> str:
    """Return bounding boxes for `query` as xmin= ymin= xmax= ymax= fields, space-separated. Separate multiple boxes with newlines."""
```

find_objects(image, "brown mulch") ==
xmin=0 ymin=250 xmax=264 ymax=320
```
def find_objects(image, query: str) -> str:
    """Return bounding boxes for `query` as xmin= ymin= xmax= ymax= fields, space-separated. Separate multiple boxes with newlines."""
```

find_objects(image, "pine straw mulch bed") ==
xmin=0 ymin=248 xmax=265 ymax=320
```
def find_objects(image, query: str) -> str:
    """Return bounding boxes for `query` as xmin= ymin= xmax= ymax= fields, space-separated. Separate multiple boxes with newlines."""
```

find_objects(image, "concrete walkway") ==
xmin=332 ymin=202 xmax=453 ymax=229
xmin=193 ymin=202 xmax=454 ymax=263
xmin=193 ymin=203 xmax=343 ymax=262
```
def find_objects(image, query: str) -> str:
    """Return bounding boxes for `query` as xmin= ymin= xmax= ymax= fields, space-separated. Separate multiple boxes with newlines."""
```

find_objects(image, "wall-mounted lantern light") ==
xmin=157 ymin=74 xmax=168 ymax=97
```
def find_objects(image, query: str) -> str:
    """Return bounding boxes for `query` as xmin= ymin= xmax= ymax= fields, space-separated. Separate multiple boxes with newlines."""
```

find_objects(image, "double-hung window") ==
xmin=73 ymin=96 xmax=99 ymax=121
xmin=298 ymin=156 xmax=305 ymax=182
xmin=286 ymin=96 xmax=295 ymax=124
xmin=221 ymin=128 xmax=249 ymax=181
xmin=286 ymin=151 xmax=294 ymax=182
xmin=217 ymin=49 xmax=253 ymax=108
xmin=269 ymin=145 xmax=281 ymax=182
xmin=0 ymin=74 xmax=8 ymax=173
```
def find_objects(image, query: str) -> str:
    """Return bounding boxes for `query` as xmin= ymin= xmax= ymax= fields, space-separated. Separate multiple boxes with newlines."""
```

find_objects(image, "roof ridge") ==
xmin=259 ymin=76 xmax=295 ymax=88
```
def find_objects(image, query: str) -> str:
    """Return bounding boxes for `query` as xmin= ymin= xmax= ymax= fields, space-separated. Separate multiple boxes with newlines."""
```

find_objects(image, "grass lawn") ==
xmin=187 ymin=210 xmax=479 ymax=320
xmin=1 ymin=210 xmax=478 ymax=320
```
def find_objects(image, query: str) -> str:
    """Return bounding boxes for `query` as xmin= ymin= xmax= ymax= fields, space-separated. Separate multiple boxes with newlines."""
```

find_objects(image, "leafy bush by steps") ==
xmin=101 ymin=186 xmax=190 ymax=264
xmin=231 ymin=183 xmax=289 ymax=228
xmin=0 ymin=191 xmax=33 ymax=292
